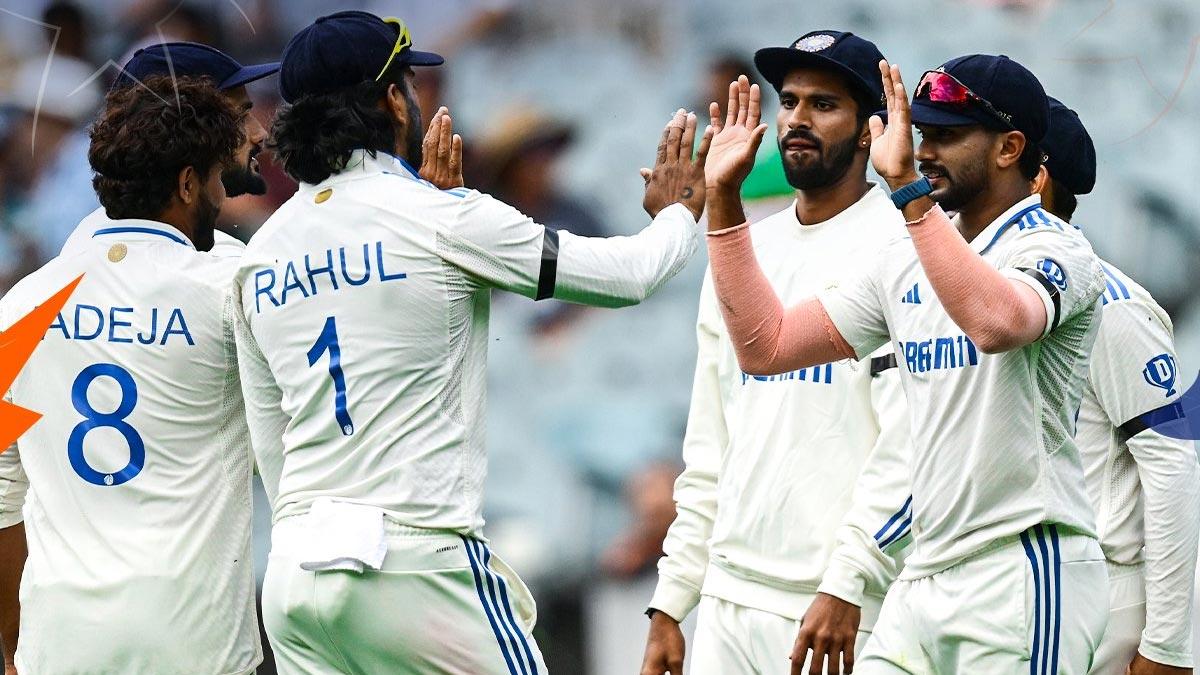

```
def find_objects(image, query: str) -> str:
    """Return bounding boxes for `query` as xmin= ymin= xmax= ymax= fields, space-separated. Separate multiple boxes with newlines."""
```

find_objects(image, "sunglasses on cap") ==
xmin=375 ymin=17 xmax=413 ymax=81
xmin=914 ymin=70 xmax=1014 ymax=130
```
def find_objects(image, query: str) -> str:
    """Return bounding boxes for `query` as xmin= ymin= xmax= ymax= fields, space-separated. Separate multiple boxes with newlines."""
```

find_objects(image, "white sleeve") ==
xmin=233 ymin=278 xmax=288 ymax=508
xmin=0 ymin=396 xmax=27 ymax=530
xmin=649 ymin=271 xmax=727 ymax=622
xmin=0 ymin=301 xmax=27 ymax=528
xmin=1090 ymin=299 xmax=1198 ymax=666
xmin=818 ymin=345 xmax=911 ymax=605
xmin=438 ymin=191 xmax=700 ymax=307
xmin=1001 ymin=229 xmax=1104 ymax=338
xmin=816 ymin=252 xmax=890 ymax=360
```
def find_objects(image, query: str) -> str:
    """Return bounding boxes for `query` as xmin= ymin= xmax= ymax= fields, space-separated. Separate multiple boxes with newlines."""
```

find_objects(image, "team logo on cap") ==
xmin=794 ymin=34 xmax=836 ymax=52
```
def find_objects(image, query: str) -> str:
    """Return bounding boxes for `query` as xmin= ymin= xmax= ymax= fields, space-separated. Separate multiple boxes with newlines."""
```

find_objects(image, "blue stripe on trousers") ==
xmin=1020 ymin=530 xmax=1042 ymax=675
xmin=462 ymin=536 xmax=520 ymax=675
xmin=472 ymin=539 xmax=530 ymax=675
xmin=482 ymin=544 xmax=540 ymax=675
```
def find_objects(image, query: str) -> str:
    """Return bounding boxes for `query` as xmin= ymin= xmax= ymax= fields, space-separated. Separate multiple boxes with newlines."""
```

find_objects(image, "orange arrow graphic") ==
xmin=0 ymin=275 xmax=84 ymax=452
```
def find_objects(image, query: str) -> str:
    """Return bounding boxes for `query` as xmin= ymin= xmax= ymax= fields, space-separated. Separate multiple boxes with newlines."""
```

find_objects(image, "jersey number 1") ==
xmin=307 ymin=316 xmax=354 ymax=436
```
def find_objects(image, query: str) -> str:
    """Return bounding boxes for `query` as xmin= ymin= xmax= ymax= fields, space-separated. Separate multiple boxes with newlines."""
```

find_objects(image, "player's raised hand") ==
xmin=640 ymin=610 xmax=686 ymax=675
xmin=641 ymin=109 xmax=713 ymax=220
xmin=703 ymin=75 xmax=768 ymax=191
xmin=868 ymin=61 xmax=920 ymax=189
xmin=419 ymin=106 xmax=465 ymax=190
xmin=791 ymin=592 xmax=862 ymax=675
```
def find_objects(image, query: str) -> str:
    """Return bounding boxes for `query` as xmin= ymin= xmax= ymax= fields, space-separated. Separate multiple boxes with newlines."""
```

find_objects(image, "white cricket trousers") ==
xmin=857 ymin=524 xmax=1109 ymax=674
xmin=1088 ymin=562 xmax=1144 ymax=675
xmin=690 ymin=595 xmax=872 ymax=675
xmin=262 ymin=515 xmax=547 ymax=675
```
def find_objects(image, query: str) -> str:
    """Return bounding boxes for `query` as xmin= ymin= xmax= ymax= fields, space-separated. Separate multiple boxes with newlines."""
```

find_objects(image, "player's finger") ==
xmin=639 ymin=167 xmax=652 ymax=185
xmin=891 ymin=64 xmax=910 ymax=128
xmin=843 ymin=642 xmax=856 ymax=674
xmin=869 ymin=114 xmax=885 ymax=141
xmin=807 ymin=645 xmax=827 ymax=675
xmin=745 ymin=123 xmax=769 ymax=157
xmin=679 ymin=112 xmax=697 ymax=162
xmin=655 ymin=117 xmax=672 ymax=166
xmin=879 ymin=60 xmax=894 ymax=115
xmin=748 ymin=83 xmax=762 ymax=127
xmin=736 ymin=75 xmax=750 ymax=127
xmin=709 ymin=101 xmax=722 ymax=132
xmin=694 ymin=124 xmax=714 ymax=169
xmin=449 ymin=134 xmax=463 ymax=182
xmin=665 ymin=109 xmax=686 ymax=164
xmin=421 ymin=114 xmax=440 ymax=170
xmin=725 ymin=80 xmax=738 ymax=129
xmin=438 ymin=113 xmax=453 ymax=159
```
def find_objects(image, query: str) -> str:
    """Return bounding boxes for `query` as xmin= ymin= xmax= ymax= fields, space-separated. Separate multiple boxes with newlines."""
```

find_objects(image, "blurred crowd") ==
xmin=0 ymin=0 xmax=1197 ymax=672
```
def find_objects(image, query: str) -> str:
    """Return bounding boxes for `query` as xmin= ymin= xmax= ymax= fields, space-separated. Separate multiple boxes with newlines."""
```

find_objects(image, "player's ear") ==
xmin=995 ymin=130 xmax=1025 ymax=171
xmin=384 ymin=83 xmax=407 ymax=128
xmin=1031 ymin=163 xmax=1050 ymax=197
xmin=176 ymin=165 xmax=199 ymax=205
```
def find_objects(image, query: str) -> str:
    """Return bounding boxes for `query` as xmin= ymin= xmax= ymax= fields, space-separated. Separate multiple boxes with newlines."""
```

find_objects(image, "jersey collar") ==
xmin=90 ymin=218 xmax=194 ymax=249
xmin=334 ymin=149 xmax=428 ymax=185
xmin=963 ymin=194 xmax=1043 ymax=255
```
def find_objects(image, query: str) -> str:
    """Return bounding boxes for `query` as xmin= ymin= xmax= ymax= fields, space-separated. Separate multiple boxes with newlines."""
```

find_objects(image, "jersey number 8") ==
xmin=67 ymin=363 xmax=145 ymax=486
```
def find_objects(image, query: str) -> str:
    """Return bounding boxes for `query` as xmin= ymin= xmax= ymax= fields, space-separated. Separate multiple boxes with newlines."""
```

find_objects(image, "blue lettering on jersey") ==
xmin=899 ymin=335 xmax=979 ymax=373
xmin=254 ymin=241 xmax=408 ymax=313
xmin=1143 ymin=353 xmax=1177 ymax=397
xmin=46 ymin=305 xmax=194 ymax=346
xmin=740 ymin=363 xmax=833 ymax=385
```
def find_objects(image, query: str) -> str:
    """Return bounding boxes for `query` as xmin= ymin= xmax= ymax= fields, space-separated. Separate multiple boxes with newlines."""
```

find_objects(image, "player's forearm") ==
xmin=1130 ymin=430 xmax=1200 ymax=662
xmin=904 ymin=205 xmax=1046 ymax=353
xmin=0 ymin=523 xmax=26 ymax=667
xmin=552 ymin=203 xmax=698 ymax=307
xmin=705 ymin=219 xmax=854 ymax=375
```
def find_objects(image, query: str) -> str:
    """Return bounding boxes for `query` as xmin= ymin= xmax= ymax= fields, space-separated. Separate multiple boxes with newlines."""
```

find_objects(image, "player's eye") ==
xmin=814 ymin=100 xmax=834 ymax=111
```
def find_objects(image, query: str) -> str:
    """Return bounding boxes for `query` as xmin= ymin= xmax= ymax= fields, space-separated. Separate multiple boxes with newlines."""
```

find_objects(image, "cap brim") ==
xmin=754 ymin=47 xmax=879 ymax=106
xmin=403 ymin=50 xmax=445 ymax=67
xmin=218 ymin=61 xmax=281 ymax=90
xmin=905 ymin=100 xmax=993 ymax=127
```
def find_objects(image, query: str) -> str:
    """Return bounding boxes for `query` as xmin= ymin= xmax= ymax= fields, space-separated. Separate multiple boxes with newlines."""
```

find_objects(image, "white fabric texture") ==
xmin=650 ymin=188 xmax=911 ymax=627
xmin=0 ymin=218 xmax=260 ymax=674
xmin=817 ymin=196 xmax=1104 ymax=579
xmin=235 ymin=149 xmax=699 ymax=535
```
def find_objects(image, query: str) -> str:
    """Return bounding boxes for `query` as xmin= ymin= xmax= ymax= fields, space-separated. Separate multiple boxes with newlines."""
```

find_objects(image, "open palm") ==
xmin=868 ymin=60 xmax=919 ymax=185
xmin=705 ymin=75 xmax=769 ymax=190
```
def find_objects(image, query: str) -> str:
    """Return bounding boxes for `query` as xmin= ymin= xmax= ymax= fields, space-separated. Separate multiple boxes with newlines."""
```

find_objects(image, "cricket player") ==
xmin=702 ymin=55 xmax=1108 ymax=672
xmin=0 ymin=77 xmax=259 ymax=673
xmin=60 ymin=41 xmax=280 ymax=258
xmin=1034 ymin=98 xmax=1199 ymax=675
xmin=235 ymin=11 xmax=710 ymax=674
xmin=640 ymin=31 xmax=910 ymax=675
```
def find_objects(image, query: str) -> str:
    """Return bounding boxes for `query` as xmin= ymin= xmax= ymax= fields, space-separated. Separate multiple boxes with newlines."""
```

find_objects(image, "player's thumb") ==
xmin=869 ymin=114 xmax=885 ymax=140
xmin=640 ymin=168 xmax=652 ymax=185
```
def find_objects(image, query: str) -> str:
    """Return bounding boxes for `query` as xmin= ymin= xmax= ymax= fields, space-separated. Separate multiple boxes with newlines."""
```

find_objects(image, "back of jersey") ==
xmin=0 ymin=221 xmax=260 ymax=674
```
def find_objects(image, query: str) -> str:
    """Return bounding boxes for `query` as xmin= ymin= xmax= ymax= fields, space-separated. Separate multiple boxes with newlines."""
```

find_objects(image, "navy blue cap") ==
xmin=909 ymin=54 xmax=1050 ymax=144
xmin=280 ymin=10 xmax=444 ymax=104
xmin=114 ymin=42 xmax=279 ymax=91
xmin=754 ymin=31 xmax=886 ymax=111
xmin=1041 ymin=97 xmax=1095 ymax=195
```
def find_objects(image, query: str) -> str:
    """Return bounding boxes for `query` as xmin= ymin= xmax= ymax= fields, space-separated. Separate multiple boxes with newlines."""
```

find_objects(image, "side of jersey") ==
xmin=0 ymin=223 xmax=260 ymax=674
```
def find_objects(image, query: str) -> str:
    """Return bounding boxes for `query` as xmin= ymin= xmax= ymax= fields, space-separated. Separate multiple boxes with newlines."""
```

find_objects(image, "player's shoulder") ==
xmin=1004 ymin=204 xmax=1093 ymax=252
xmin=1096 ymin=259 xmax=1171 ymax=327
xmin=0 ymin=255 xmax=82 ymax=319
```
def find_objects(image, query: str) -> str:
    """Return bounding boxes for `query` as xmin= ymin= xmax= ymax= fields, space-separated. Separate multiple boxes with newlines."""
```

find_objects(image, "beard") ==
xmin=403 ymin=91 xmax=424 ymax=167
xmin=193 ymin=188 xmax=220 ymax=252
xmin=921 ymin=160 xmax=988 ymax=212
xmin=779 ymin=128 xmax=859 ymax=190
xmin=221 ymin=144 xmax=267 ymax=197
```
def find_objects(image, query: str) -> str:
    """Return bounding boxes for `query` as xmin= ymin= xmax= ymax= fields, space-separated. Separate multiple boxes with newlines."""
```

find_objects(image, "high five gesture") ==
xmin=704 ymin=75 xmax=769 ymax=232
xmin=868 ymin=60 xmax=920 ymax=188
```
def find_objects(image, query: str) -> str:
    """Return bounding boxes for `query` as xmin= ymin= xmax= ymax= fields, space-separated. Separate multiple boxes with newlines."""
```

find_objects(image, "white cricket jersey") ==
xmin=1075 ymin=259 xmax=1199 ymax=665
xmin=62 ymin=206 xmax=247 ymax=257
xmin=651 ymin=187 xmax=912 ymax=624
xmin=235 ymin=149 xmax=699 ymax=535
xmin=819 ymin=195 xmax=1105 ymax=579
xmin=0 ymin=219 xmax=260 ymax=674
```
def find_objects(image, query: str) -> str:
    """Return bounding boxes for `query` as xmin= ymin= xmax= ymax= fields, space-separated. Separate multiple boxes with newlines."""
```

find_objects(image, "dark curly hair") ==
xmin=270 ymin=66 xmax=416 ymax=184
xmin=89 ymin=75 xmax=244 ymax=220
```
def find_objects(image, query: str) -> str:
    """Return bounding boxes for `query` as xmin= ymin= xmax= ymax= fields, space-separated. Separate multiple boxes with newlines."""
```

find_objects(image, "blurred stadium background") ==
xmin=0 ymin=0 xmax=1197 ymax=672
